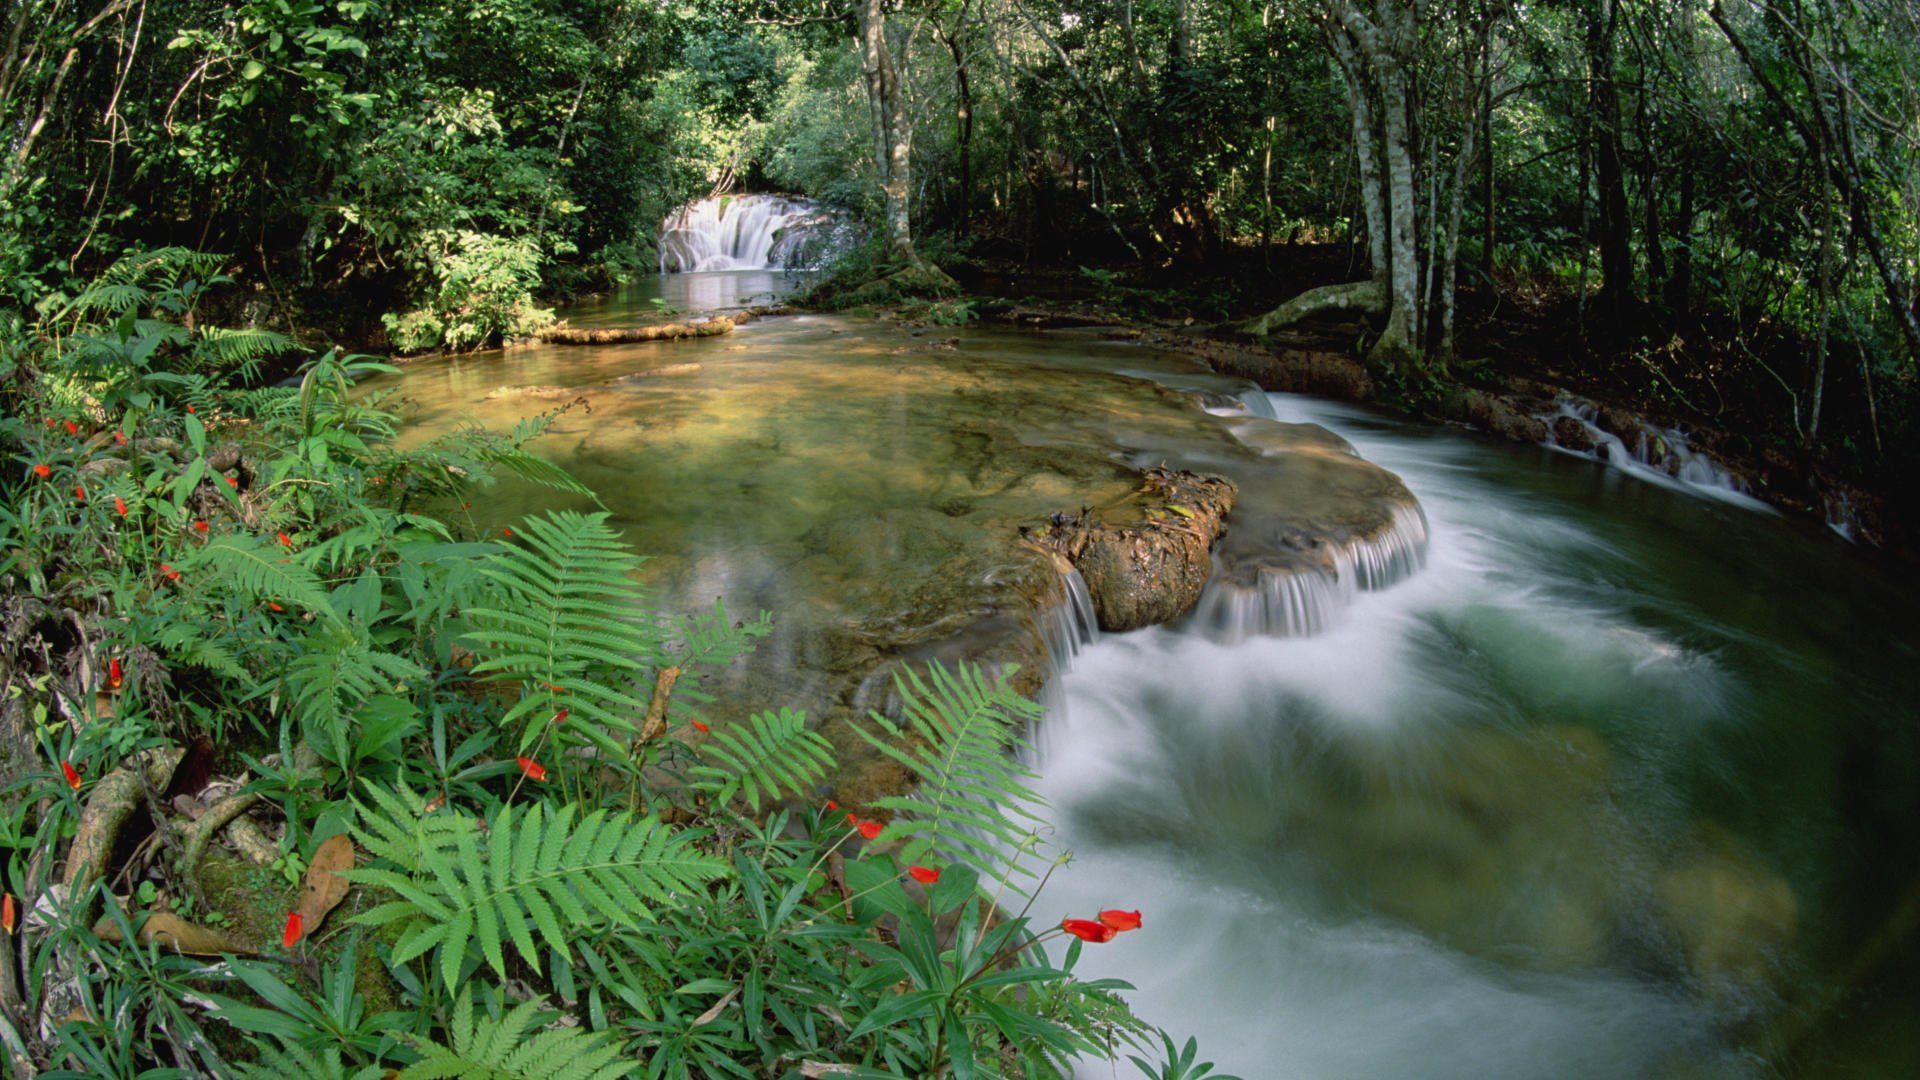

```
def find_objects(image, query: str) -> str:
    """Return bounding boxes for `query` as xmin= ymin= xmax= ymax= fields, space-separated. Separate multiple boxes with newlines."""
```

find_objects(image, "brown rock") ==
xmin=1032 ymin=468 xmax=1237 ymax=632
xmin=1550 ymin=415 xmax=1600 ymax=455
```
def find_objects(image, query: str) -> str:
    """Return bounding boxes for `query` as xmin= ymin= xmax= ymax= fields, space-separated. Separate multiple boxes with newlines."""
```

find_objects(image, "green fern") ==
xmin=688 ymin=708 xmax=835 ymax=812
xmin=396 ymin=991 xmax=629 ymax=1080
xmin=283 ymin=623 xmax=429 ymax=765
xmin=464 ymin=510 xmax=668 ymax=756
xmin=420 ymin=412 xmax=598 ymax=501
xmin=186 ymin=534 xmax=338 ymax=619
xmin=853 ymin=663 xmax=1048 ymax=879
xmin=346 ymin=782 xmax=725 ymax=991
xmin=228 ymin=1038 xmax=385 ymax=1080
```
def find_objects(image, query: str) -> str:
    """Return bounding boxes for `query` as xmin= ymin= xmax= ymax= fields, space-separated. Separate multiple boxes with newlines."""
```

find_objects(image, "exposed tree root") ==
xmin=1238 ymin=279 xmax=1385 ymax=336
xmin=61 ymin=748 xmax=185 ymax=895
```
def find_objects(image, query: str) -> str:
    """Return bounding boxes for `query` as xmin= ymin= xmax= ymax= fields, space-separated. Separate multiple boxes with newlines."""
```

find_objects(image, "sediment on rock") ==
xmin=1026 ymin=467 xmax=1237 ymax=632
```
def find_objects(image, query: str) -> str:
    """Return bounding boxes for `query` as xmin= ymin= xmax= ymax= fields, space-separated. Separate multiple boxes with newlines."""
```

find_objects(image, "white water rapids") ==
xmin=1027 ymin=393 xmax=1917 ymax=1079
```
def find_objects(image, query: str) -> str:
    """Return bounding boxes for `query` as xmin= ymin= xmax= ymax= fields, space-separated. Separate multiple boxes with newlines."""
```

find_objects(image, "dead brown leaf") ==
xmin=296 ymin=834 xmax=355 ymax=934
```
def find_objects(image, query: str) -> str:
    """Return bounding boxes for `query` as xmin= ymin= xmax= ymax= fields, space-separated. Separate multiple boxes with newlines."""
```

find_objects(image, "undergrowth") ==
xmin=0 ymin=249 xmax=1235 ymax=1078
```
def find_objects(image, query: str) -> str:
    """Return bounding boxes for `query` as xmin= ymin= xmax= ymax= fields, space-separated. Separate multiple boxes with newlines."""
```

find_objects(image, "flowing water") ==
xmin=380 ymin=278 xmax=1920 ymax=1077
xmin=656 ymin=194 xmax=854 ymax=273
xmin=1037 ymin=397 xmax=1920 ymax=1079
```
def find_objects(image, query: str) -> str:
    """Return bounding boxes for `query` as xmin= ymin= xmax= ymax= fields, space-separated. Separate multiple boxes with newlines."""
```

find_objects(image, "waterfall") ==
xmin=1537 ymin=397 xmax=1770 ymax=512
xmin=1184 ymin=501 xmax=1431 ymax=640
xmin=657 ymin=195 xmax=848 ymax=273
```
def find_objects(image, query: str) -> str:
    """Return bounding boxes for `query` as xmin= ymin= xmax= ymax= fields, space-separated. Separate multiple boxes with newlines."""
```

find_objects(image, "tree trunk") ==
xmin=936 ymin=11 xmax=973 ymax=236
xmin=1374 ymin=63 xmax=1421 ymax=368
xmin=858 ymin=0 xmax=919 ymax=266
xmin=1589 ymin=0 xmax=1633 ymax=321
xmin=1666 ymin=161 xmax=1694 ymax=317
xmin=1328 ymin=29 xmax=1388 ymax=285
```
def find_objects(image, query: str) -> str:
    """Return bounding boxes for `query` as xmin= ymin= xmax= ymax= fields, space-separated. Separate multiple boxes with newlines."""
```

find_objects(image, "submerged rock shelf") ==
xmin=381 ymin=308 xmax=1427 ymax=800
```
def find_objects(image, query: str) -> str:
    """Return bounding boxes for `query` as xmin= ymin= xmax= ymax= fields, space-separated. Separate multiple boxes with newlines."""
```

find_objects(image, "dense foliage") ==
xmin=7 ymin=0 xmax=1915 ymax=475
xmin=0 ymin=250 xmax=1237 ymax=1077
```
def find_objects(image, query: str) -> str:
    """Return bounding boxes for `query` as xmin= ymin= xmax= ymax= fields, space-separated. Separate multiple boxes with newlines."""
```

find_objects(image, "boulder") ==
xmin=1030 ymin=468 xmax=1237 ymax=632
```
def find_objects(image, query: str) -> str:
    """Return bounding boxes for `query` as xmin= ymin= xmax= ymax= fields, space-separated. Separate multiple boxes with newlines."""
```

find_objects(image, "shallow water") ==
xmin=375 ymin=283 xmax=1398 ymax=785
xmin=380 ymin=279 xmax=1920 ymax=1076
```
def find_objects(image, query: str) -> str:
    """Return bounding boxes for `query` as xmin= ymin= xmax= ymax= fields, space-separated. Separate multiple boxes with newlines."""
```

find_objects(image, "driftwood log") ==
xmin=540 ymin=316 xmax=734 ymax=345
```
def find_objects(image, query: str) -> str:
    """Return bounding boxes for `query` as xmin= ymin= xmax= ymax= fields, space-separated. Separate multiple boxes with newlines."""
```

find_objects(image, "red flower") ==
xmin=114 ymin=496 xmax=128 ymax=517
xmin=282 ymin=911 xmax=302 ymax=948
xmin=73 ymin=485 xmax=85 ymax=501
xmin=158 ymin=562 xmax=180 ymax=581
xmin=193 ymin=520 xmax=209 ymax=533
xmin=846 ymin=812 xmax=860 ymax=826
xmin=691 ymin=720 xmax=709 ymax=733
xmin=224 ymin=475 xmax=238 ymax=488
xmin=501 ymin=527 xmax=513 ymax=538
xmin=108 ymin=658 xmax=123 ymax=690
xmin=43 ymin=418 xmax=53 ymax=428
xmin=908 ymin=865 xmax=940 ymax=884
xmin=1099 ymin=909 xmax=1142 ymax=932
xmin=277 ymin=532 xmax=293 ymax=547
xmin=114 ymin=431 xmax=127 ymax=446
xmin=268 ymin=602 xmax=284 ymax=613
xmin=185 ymin=404 xmax=195 ymax=414
xmin=64 ymin=421 xmax=78 ymax=436
xmin=1 ymin=893 xmax=12 ymax=934
xmin=61 ymin=761 xmax=81 ymax=790
xmin=32 ymin=464 xmax=49 ymax=479
xmin=551 ymin=708 xmax=569 ymax=725
xmin=825 ymin=799 xmax=839 ymax=811
xmin=517 ymin=756 xmax=547 ymax=782
xmin=857 ymin=820 xmax=883 ymax=841
xmin=1061 ymin=918 xmax=1117 ymax=943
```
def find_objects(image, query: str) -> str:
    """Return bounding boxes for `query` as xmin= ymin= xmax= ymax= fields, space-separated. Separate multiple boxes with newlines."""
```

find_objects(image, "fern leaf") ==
xmin=397 ymin=991 xmax=629 ymax=1080
xmin=853 ymin=663 xmax=1048 ymax=880
xmin=345 ymin=783 xmax=724 ymax=991
xmin=229 ymin=1037 xmax=385 ymax=1080
xmin=186 ymin=534 xmax=337 ymax=618
xmin=464 ymin=511 xmax=669 ymax=753
xmin=688 ymin=708 xmax=835 ymax=812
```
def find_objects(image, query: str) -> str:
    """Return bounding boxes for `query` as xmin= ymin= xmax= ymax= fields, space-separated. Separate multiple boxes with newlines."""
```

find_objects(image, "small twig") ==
xmin=633 ymin=665 xmax=683 ymax=751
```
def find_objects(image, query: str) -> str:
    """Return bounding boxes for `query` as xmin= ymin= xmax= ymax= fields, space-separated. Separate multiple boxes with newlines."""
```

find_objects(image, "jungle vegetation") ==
xmin=1 ymin=0 xmax=1917 ymax=1076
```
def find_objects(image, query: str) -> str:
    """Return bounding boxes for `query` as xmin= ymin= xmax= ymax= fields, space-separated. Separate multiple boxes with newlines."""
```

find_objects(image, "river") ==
xmin=381 ymin=275 xmax=1920 ymax=1078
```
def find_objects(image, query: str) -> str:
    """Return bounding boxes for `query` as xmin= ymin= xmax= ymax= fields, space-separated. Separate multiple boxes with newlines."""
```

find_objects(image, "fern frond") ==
xmin=688 ymin=708 xmax=835 ymax=812
xmin=284 ymin=624 xmax=428 ymax=764
xmin=185 ymin=534 xmax=338 ymax=618
xmin=853 ymin=663 xmax=1048 ymax=880
xmin=397 ymin=991 xmax=628 ymax=1080
xmin=346 ymin=783 xmax=725 ymax=991
xmin=228 ymin=1037 xmax=384 ymax=1080
xmin=153 ymin=617 xmax=249 ymax=680
xmin=228 ymin=1037 xmax=387 ymax=1080
xmin=192 ymin=324 xmax=298 ymax=371
xmin=464 ymin=511 xmax=668 ymax=753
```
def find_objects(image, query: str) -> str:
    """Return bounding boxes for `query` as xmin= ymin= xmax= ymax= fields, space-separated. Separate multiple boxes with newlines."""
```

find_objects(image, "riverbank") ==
xmin=920 ymin=262 xmax=1912 ymax=559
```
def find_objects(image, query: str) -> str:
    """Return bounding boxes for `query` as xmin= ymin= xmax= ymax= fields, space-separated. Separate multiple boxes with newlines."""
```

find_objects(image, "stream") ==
xmin=379 ymin=274 xmax=1920 ymax=1078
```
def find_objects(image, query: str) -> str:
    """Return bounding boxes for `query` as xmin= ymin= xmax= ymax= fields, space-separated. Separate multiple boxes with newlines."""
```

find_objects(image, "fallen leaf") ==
xmin=93 ymin=911 xmax=253 ymax=956
xmin=296 ymin=834 xmax=355 ymax=934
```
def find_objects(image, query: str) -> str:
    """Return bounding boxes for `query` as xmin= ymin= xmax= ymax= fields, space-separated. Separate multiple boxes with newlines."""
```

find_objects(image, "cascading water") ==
xmin=1030 ymin=393 xmax=1920 ymax=1079
xmin=1538 ymin=396 xmax=1767 ymax=511
xmin=657 ymin=194 xmax=850 ymax=273
xmin=375 ymin=300 xmax=1919 ymax=1078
